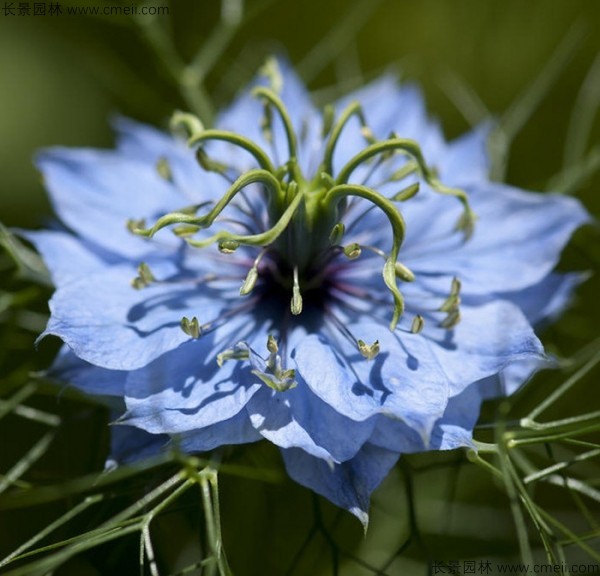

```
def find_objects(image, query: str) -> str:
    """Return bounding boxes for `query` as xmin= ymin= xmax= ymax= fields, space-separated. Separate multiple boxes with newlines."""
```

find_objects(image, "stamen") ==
xmin=439 ymin=277 xmax=462 ymax=329
xmin=181 ymin=316 xmax=201 ymax=339
xmin=218 ymin=240 xmax=240 ymax=254
xmin=343 ymin=243 xmax=361 ymax=259
xmin=239 ymin=267 xmax=258 ymax=295
xmin=394 ymin=261 xmax=415 ymax=282
xmin=391 ymin=182 xmax=420 ymax=202
xmin=260 ymin=100 xmax=274 ymax=144
xmin=411 ymin=315 xmax=425 ymax=334
xmin=156 ymin=157 xmax=173 ymax=181
xmin=217 ymin=346 xmax=250 ymax=367
xmin=358 ymin=339 xmax=380 ymax=360
xmin=440 ymin=278 xmax=461 ymax=312
xmin=321 ymin=104 xmax=335 ymax=138
xmin=242 ymin=335 xmax=298 ymax=392
xmin=389 ymin=160 xmax=419 ymax=182
xmin=291 ymin=266 xmax=303 ymax=315
xmin=131 ymin=262 xmax=156 ymax=289
xmin=183 ymin=299 xmax=259 ymax=343
xmin=327 ymin=312 xmax=380 ymax=360
xmin=440 ymin=309 xmax=461 ymax=329
xmin=328 ymin=222 xmax=345 ymax=245
xmin=196 ymin=148 xmax=231 ymax=178
xmin=342 ymin=243 xmax=415 ymax=283
xmin=259 ymin=56 xmax=283 ymax=94
xmin=239 ymin=248 xmax=270 ymax=296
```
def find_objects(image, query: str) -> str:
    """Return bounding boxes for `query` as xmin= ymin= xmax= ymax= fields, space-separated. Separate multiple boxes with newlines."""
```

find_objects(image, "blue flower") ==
xmin=26 ymin=60 xmax=589 ymax=525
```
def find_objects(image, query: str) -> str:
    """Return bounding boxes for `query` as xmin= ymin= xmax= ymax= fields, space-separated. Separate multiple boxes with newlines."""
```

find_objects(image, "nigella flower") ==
xmin=25 ymin=59 xmax=589 ymax=525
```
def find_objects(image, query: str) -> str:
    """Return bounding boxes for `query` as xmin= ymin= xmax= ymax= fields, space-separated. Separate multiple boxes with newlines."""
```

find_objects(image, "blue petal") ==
xmin=332 ymin=79 xmax=445 ymax=178
xmin=19 ymin=229 xmax=107 ymax=286
xmin=503 ymin=272 xmax=587 ymax=325
xmin=36 ymin=148 xmax=188 ymax=258
xmin=429 ymin=359 xmax=543 ymax=451
xmin=401 ymin=299 xmax=545 ymax=398
xmin=437 ymin=123 xmax=492 ymax=186
xmin=121 ymin=325 xmax=262 ymax=433
xmin=293 ymin=328 xmax=449 ymax=444
xmin=176 ymin=409 xmax=262 ymax=453
xmin=42 ymin=261 xmax=241 ymax=370
xmin=245 ymin=387 xmax=338 ymax=463
xmin=245 ymin=383 xmax=377 ymax=463
xmin=281 ymin=443 xmax=400 ymax=527
xmin=112 ymin=116 xmax=225 ymax=204
xmin=49 ymin=346 xmax=127 ymax=396
xmin=404 ymin=182 xmax=591 ymax=294
xmin=107 ymin=420 xmax=168 ymax=466
xmin=295 ymin=298 xmax=543 ymax=447
xmin=368 ymin=414 xmax=427 ymax=453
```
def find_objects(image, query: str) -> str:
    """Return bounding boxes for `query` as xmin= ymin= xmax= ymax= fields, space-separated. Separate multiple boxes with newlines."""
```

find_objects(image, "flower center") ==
xmin=127 ymin=63 xmax=475 ymax=364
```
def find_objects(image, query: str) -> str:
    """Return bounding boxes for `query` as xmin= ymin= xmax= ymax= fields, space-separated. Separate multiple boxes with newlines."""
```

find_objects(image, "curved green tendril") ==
xmin=252 ymin=86 xmax=298 ymax=164
xmin=323 ymin=183 xmax=406 ymax=329
xmin=130 ymin=170 xmax=283 ymax=238
xmin=170 ymin=111 xmax=205 ymax=139
xmin=185 ymin=188 xmax=305 ymax=250
xmin=335 ymin=137 xmax=475 ymax=237
xmin=322 ymin=101 xmax=370 ymax=175
xmin=188 ymin=129 xmax=277 ymax=174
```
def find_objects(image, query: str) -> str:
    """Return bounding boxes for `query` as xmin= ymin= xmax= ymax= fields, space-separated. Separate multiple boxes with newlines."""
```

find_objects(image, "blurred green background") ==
xmin=1 ymin=1 xmax=599 ymax=574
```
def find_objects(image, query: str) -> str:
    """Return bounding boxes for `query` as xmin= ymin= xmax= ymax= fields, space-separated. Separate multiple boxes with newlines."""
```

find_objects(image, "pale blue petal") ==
xmin=437 ymin=123 xmax=492 ymax=186
xmin=405 ymin=182 xmax=591 ymax=294
xmin=37 ymin=148 xmax=186 ymax=258
xmin=245 ymin=382 xmax=376 ymax=463
xmin=400 ymin=299 xmax=545 ymax=398
xmin=176 ymin=410 xmax=262 ymax=453
xmin=49 ymin=346 xmax=127 ymax=396
xmin=332 ymin=79 xmax=445 ymax=178
xmin=43 ymin=261 xmax=241 ymax=370
xmin=246 ymin=387 xmax=337 ymax=463
xmin=121 ymin=319 xmax=263 ymax=433
xmin=428 ymin=360 xmax=542 ymax=451
xmin=293 ymin=328 xmax=449 ymax=445
xmin=19 ymin=229 xmax=108 ymax=286
xmin=428 ymin=375 xmax=494 ymax=451
xmin=112 ymin=116 xmax=226 ymax=204
xmin=368 ymin=415 xmax=426 ymax=454
xmin=504 ymin=272 xmax=587 ymax=325
xmin=107 ymin=421 xmax=167 ymax=466
xmin=281 ymin=443 xmax=400 ymax=527
xmin=295 ymin=298 xmax=542 ymax=449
